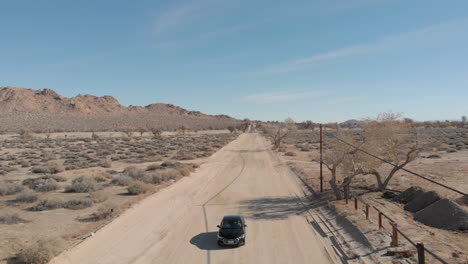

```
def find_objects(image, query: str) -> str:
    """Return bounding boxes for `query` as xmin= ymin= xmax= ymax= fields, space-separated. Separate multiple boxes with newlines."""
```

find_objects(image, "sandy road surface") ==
xmin=51 ymin=133 xmax=335 ymax=264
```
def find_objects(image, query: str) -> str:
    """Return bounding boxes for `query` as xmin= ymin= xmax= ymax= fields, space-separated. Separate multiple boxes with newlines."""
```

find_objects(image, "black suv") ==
xmin=217 ymin=215 xmax=247 ymax=247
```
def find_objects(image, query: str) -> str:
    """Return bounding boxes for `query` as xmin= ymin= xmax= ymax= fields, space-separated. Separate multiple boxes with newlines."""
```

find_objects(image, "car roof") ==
xmin=222 ymin=215 xmax=243 ymax=220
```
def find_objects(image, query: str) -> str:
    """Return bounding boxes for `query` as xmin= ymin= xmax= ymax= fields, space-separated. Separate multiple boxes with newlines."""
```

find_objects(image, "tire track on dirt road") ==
xmin=202 ymin=152 xmax=246 ymax=264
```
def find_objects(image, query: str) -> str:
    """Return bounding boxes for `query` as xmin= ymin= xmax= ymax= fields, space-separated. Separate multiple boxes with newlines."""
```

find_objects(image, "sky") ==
xmin=1 ymin=0 xmax=468 ymax=122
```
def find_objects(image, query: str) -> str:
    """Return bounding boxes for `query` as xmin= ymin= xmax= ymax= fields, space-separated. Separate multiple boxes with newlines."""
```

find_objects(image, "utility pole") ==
xmin=320 ymin=124 xmax=323 ymax=192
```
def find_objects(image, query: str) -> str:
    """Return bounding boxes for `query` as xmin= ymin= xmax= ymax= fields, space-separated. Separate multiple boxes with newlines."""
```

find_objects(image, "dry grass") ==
xmin=15 ymin=192 xmax=39 ymax=203
xmin=0 ymin=213 xmax=28 ymax=224
xmin=127 ymin=182 xmax=151 ymax=195
xmin=66 ymin=176 xmax=101 ymax=193
xmin=15 ymin=238 xmax=67 ymax=264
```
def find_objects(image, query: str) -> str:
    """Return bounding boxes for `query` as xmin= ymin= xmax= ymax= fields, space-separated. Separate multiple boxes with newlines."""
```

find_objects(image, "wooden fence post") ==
xmin=354 ymin=197 xmax=358 ymax=210
xmin=392 ymin=223 xmax=398 ymax=247
xmin=378 ymin=212 xmax=383 ymax=230
xmin=365 ymin=205 xmax=370 ymax=220
xmin=417 ymin=242 xmax=425 ymax=264
xmin=345 ymin=187 xmax=348 ymax=204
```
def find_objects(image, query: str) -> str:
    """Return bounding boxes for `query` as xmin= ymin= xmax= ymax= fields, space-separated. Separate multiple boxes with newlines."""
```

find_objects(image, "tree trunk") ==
xmin=329 ymin=180 xmax=343 ymax=200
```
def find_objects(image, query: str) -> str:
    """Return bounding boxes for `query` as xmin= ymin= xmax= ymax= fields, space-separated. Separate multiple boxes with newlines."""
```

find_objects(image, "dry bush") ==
xmin=15 ymin=192 xmax=39 ymax=203
xmin=88 ymin=191 xmax=109 ymax=203
xmin=150 ymin=128 xmax=162 ymax=138
xmin=89 ymin=204 xmax=115 ymax=221
xmin=111 ymin=175 xmax=133 ymax=186
xmin=16 ymin=238 xmax=66 ymax=264
xmin=0 ymin=182 xmax=24 ymax=196
xmin=31 ymin=162 xmax=64 ymax=174
xmin=47 ymin=161 xmax=64 ymax=174
xmin=66 ymin=176 xmax=100 ymax=193
xmin=127 ymin=182 xmax=151 ymax=195
xmin=172 ymin=151 xmax=196 ymax=160
xmin=30 ymin=198 xmax=65 ymax=211
xmin=285 ymin=151 xmax=296 ymax=156
xmin=34 ymin=179 xmax=59 ymax=192
xmin=64 ymin=198 xmax=94 ymax=210
xmin=98 ymin=159 xmax=111 ymax=168
xmin=0 ymin=213 xmax=28 ymax=224
xmin=123 ymin=166 xmax=145 ymax=180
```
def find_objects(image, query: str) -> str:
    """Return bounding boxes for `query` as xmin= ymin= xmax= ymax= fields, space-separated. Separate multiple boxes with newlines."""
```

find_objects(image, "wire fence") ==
xmin=325 ymin=132 xmax=467 ymax=197
xmin=315 ymin=125 xmax=467 ymax=264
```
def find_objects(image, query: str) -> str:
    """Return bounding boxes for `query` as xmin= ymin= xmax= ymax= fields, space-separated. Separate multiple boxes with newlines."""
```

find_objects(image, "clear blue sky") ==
xmin=1 ymin=0 xmax=467 ymax=122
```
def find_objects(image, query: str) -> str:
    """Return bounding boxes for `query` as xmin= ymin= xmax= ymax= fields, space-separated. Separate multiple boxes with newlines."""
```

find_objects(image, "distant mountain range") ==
xmin=0 ymin=87 xmax=238 ymax=132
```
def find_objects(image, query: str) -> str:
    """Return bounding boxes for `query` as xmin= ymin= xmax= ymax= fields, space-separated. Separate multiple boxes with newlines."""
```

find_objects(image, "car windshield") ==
xmin=220 ymin=219 xmax=242 ymax=229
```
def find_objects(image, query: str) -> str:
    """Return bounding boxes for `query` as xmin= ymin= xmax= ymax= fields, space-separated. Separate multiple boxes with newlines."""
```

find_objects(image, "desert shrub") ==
xmin=0 ymin=182 xmax=24 ymax=196
xmin=31 ymin=198 xmax=65 ymax=211
xmin=66 ymin=176 xmax=100 ymax=193
xmin=64 ymin=198 xmax=93 ymax=210
xmin=176 ymin=167 xmax=191 ymax=177
xmin=146 ymin=164 xmax=160 ymax=171
xmin=90 ymin=204 xmax=115 ymax=221
xmin=16 ymin=192 xmax=39 ymax=203
xmin=16 ymin=238 xmax=66 ymax=264
xmin=89 ymin=191 xmax=109 ymax=203
xmin=94 ymin=174 xmax=108 ymax=183
xmin=285 ymin=151 xmax=296 ymax=156
xmin=48 ymin=175 xmax=67 ymax=182
xmin=31 ymin=166 xmax=49 ymax=174
xmin=111 ymin=175 xmax=133 ymax=186
xmin=127 ymin=182 xmax=151 ymax=195
xmin=123 ymin=166 xmax=145 ymax=180
xmin=173 ymin=151 xmax=196 ymax=160
xmin=47 ymin=161 xmax=64 ymax=174
xmin=98 ymin=159 xmax=111 ymax=168
xmin=34 ymin=179 xmax=59 ymax=192
xmin=0 ymin=213 xmax=28 ymax=224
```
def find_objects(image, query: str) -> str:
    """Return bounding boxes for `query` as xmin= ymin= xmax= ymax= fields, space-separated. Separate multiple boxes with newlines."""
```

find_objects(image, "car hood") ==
xmin=218 ymin=228 xmax=244 ymax=239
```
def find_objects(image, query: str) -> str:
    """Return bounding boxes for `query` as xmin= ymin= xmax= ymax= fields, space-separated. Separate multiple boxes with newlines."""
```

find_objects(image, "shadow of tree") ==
xmin=190 ymin=232 xmax=230 ymax=251
xmin=239 ymin=196 xmax=323 ymax=220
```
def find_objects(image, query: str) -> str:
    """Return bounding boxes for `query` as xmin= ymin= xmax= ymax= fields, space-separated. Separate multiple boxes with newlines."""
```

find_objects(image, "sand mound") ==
xmin=393 ymin=187 xmax=424 ymax=204
xmin=404 ymin=191 xmax=440 ymax=213
xmin=414 ymin=199 xmax=468 ymax=230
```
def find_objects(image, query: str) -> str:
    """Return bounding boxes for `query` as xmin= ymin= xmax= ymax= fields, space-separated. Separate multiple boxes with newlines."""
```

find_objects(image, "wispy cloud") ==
xmin=244 ymin=91 xmax=326 ymax=103
xmin=257 ymin=18 xmax=468 ymax=75
xmin=153 ymin=1 xmax=200 ymax=34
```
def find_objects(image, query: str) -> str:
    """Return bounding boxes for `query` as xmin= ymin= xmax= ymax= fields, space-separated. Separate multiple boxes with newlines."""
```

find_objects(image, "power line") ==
xmin=326 ymin=133 xmax=467 ymax=197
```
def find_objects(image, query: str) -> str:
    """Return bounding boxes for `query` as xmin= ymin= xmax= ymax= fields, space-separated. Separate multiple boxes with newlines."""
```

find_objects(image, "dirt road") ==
xmin=51 ymin=133 xmax=335 ymax=264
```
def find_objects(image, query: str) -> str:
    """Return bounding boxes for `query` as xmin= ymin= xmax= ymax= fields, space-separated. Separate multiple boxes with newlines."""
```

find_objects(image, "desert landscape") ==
xmin=0 ymin=87 xmax=466 ymax=264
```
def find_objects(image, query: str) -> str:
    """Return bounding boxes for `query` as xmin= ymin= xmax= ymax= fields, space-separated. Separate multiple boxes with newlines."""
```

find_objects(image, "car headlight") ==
xmin=217 ymin=233 xmax=223 ymax=240
xmin=238 ymin=234 xmax=245 ymax=239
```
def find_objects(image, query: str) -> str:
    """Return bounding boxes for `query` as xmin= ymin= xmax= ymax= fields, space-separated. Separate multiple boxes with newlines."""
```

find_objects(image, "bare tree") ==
xmin=359 ymin=113 xmax=421 ymax=191
xmin=150 ymin=127 xmax=162 ymax=138
xmin=322 ymin=134 xmax=365 ymax=199
xmin=178 ymin=125 xmax=188 ymax=135
xmin=137 ymin=127 xmax=147 ymax=137
xmin=303 ymin=120 xmax=314 ymax=130
xmin=262 ymin=118 xmax=296 ymax=149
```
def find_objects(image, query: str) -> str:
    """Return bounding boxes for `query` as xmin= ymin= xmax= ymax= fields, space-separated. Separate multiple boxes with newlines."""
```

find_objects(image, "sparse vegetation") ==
xmin=15 ymin=192 xmax=39 ymax=203
xmin=66 ymin=176 xmax=100 ymax=193
xmin=0 ymin=213 xmax=28 ymax=224
xmin=127 ymin=182 xmax=151 ymax=195
xmin=0 ymin=182 xmax=24 ymax=196
xmin=16 ymin=239 xmax=66 ymax=264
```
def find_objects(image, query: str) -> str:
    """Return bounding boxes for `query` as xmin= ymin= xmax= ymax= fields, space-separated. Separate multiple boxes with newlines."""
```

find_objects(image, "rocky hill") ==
xmin=0 ymin=87 xmax=239 ymax=132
